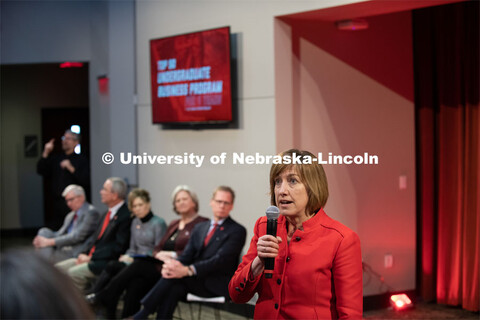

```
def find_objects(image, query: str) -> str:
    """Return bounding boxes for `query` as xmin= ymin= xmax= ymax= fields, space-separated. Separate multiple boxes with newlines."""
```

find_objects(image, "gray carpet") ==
xmin=2 ymin=234 xmax=478 ymax=319
xmin=171 ymin=301 xmax=478 ymax=320
xmin=363 ymin=302 xmax=478 ymax=320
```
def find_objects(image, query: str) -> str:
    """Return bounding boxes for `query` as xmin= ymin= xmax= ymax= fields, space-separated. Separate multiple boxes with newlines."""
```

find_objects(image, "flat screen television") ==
xmin=150 ymin=26 xmax=233 ymax=127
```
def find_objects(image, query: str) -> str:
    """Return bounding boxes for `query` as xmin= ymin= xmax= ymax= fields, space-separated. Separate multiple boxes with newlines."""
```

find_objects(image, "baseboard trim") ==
xmin=1 ymin=228 xmax=38 ymax=237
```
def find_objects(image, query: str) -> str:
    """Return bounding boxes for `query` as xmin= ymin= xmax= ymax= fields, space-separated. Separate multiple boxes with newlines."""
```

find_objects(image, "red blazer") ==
xmin=229 ymin=209 xmax=363 ymax=319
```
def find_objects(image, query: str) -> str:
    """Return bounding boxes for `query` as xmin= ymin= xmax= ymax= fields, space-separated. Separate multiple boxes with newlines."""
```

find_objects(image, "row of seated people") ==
xmin=33 ymin=177 xmax=247 ymax=319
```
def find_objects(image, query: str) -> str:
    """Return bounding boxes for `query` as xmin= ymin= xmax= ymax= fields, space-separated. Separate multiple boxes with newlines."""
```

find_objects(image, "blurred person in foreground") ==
xmin=0 ymin=249 xmax=94 ymax=319
xmin=89 ymin=185 xmax=208 ymax=318
xmin=229 ymin=149 xmax=363 ymax=319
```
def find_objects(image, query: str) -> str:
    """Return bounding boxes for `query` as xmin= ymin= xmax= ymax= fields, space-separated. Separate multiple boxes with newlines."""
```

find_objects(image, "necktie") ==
xmin=203 ymin=223 xmax=218 ymax=247
xmin=89 ymin=210 xmax=111 ymax=256
xmin=67 ymin=212 xmax=78 ymax=233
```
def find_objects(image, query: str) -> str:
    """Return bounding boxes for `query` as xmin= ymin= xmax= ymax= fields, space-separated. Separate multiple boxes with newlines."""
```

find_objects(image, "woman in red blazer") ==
xmin=229 ymin=149 xmax=363 ymax=319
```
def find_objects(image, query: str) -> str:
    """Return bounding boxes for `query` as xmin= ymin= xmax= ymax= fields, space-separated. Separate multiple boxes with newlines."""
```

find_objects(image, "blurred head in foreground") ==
xmin=0 ymin=249 xmax=94 ymax=319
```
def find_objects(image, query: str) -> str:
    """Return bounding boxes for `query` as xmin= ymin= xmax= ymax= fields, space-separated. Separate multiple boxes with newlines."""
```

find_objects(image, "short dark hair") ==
xmin=212 ymin=186 xmax=235 ymax=204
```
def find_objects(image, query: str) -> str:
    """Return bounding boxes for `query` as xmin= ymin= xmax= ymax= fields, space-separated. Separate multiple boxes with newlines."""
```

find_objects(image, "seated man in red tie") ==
xmin=56 ymin=177 xmax=132 ymax=291
xmin=133 ymin=186 xmax=247 ymax=320
xmin=33 ymin=184 xmax=101 ymax=262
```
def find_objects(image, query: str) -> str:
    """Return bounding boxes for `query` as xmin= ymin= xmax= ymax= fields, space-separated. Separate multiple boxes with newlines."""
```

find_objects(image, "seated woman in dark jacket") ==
xmin=90 ymin=185 xmax=208 ymax=319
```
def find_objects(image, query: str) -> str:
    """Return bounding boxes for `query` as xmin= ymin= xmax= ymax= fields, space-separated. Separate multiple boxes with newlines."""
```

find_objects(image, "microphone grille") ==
xmin=265 ymin=206 xmax=280 ymax=219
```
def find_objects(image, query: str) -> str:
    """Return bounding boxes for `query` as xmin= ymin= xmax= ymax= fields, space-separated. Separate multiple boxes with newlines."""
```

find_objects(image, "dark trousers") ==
xmin=98 ymin=259 xmax=161 ymax=318
xmin=141 ymin=277 xmax=214 ymax=320
xmin=89 ymin=261 xmax=126 ymax=295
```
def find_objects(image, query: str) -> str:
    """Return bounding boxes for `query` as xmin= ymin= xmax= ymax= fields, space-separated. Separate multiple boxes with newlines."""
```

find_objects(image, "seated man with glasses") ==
xmin=33 ymin=184 xmax=101 ymax=262
xmin=133 ymin=186 xmax=247 ymax=320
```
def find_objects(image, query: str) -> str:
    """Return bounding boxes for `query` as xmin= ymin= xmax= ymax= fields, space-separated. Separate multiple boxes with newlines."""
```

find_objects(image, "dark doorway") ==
xmin=1 ymin=62 xmax=90 ymax=231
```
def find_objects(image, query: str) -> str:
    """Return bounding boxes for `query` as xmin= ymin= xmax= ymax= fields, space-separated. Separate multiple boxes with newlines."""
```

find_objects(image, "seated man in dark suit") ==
xmin=56 ymin=177 xmax=132 ymax=291
xmin=33 ymin=184 xmax=100 ymax=262
xmin=133 ymin=186 xmax=247 ymax=320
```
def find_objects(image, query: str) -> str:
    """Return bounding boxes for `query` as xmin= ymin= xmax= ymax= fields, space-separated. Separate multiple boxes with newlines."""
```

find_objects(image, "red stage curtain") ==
xmin=414 ymin=1 xmax=479 ymax=312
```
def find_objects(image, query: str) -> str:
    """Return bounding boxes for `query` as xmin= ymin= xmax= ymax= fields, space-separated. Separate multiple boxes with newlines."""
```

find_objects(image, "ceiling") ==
xmin=278 ymin=0 xmax=466 ymax=21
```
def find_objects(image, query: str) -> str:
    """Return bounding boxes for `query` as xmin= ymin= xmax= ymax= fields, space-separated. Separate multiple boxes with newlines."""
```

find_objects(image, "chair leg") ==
xmin=173 ymin=302 xmax=182 ymax=319
xmin=213 ymin=306 xmax=221 ymax=320
xmin=188 ymin=302 xmax=195 ymax=320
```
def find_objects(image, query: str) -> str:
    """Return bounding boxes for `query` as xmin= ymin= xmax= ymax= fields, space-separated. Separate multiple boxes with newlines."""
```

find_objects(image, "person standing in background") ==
xmin=37 ymin=129 xmax=90 ymax=229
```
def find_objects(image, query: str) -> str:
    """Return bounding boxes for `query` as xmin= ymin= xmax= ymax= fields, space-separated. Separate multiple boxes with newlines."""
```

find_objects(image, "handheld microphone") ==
xmin=264 ymin=205 xmax=280 ymax=279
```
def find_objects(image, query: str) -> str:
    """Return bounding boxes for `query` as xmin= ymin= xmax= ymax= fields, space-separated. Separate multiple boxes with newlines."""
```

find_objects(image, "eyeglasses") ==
xmin=62 ymin=136 xmax=76 ymax=141
xmin=65 ymin=196 xmax=78 ymax=203
xmin=101 ymin=187 xmax=113 ymax=194
xmin=213 ymin=199 xmax=232 ymax=206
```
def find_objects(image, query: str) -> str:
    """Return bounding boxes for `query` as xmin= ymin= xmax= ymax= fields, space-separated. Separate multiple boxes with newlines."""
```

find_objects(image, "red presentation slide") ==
xmin=150 ymin=27 xmax=232 ymax=124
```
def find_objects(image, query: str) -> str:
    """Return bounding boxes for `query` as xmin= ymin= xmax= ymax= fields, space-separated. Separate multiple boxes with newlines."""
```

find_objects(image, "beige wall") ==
xmin=134 ymin=0 xmax=367 ymax=246
xmin=274 ymin=12 xmax=416 ymax=295
xmin=134 ymin=0 xmax=417 ymax=297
